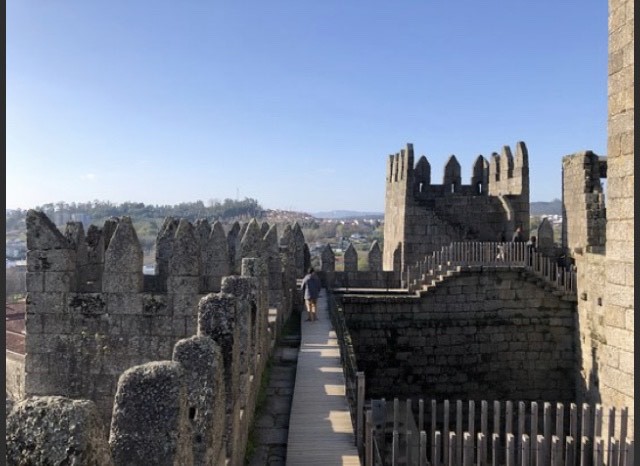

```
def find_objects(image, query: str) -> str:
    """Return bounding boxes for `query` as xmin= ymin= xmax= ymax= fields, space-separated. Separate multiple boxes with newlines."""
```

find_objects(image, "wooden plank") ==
xmin=419 ymin=431 xmax=427 ymax=466
xmin=444 ymin=400 xmax=450 ymax=466
xmin=286 ymin=289 xmax=360 ymax=466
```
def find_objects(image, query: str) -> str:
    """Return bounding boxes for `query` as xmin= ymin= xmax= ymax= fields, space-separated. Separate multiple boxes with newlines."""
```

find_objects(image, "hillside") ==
xmin=312 ymin=210 xmax=384 ymax=220
xmin=530 ymin=199 xmax=562 ymax=216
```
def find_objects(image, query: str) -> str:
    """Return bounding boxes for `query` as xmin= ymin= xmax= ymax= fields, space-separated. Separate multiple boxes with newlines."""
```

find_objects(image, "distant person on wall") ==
xmin=556 ymin=253 xmax=567 ymax=285
xmin=496 ymin=231 xmax=507 ymax=260
xmin=511 ymin=226 xmax=524 ymax=242
xmin=301 ymin=267 xmax=321 ymax=322
xmin=526 ymin=235 xmax=537 ymax=266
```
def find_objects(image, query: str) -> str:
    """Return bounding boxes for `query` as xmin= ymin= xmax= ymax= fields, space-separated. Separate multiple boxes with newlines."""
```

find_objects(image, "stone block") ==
xmin=606 ymin=195 xmax=634 ymax=220
xmin=601 ymin=365 xmax=634 ymax=398
xmin=25 ymin=313 xmax=45 ymax=333
xmin=172 ymin=293 xmax=200 ymax=316
xmin=41 ymin=314 xmax=75 ymax=335
xmin=498 ymin=289 xmax=516 ymax=300
xmin=147 ymin=315 xmax=176 ymax=336
xmin=27 ymin=250 xmax=77 ymax=273
xmin=44 ymin=272 xmax=75 ymax=292
xmin=607 ymin=219 xmax=634 ymax=242
xmin=604 ymin=306 xmax=627 ymax=328
xmin=609 ymin=111 xmax=634 ymax=138
xmin=26 ymin=272 xmax=45 ymax=293
xmin=24 ymin=369 xmax=74 ymax=396
xmin=624 ymin=307 xmax=634 ymax=330
xmin=102 ymin=272 xmax=143 ymax=293
xmin=106 ymin=293 xmax=143 ymax=315
xmin=172 ymin=316 xmax=188 ymax=335
xmin=618 ymin=349 xmax=634 ymax=373
xmin=24 ymin=332 xmax=49 ymax=352
xmin=185 ymin=316 xmax=198 ymax=336
xmin=604 ymin=326 xmax=634 ymax=351
xmin=109 ymin=361 xmax=192 ymax=466
xmin=609 ymin=48 xmax=625 ymax=76
xmin=28 ymin=292 xmax=68 ymax=315
xmin=167 ymin=276 xmax=200 ymax=294
xmin=605 ymin=282 xmax=634 ymax=308
xmin=24 ymin=353 xmax=49 ymax=374
xmin=6 ymin=396 xmax=113 ymax=466
xmin=118 ymin=315 xmax=153 ymax=337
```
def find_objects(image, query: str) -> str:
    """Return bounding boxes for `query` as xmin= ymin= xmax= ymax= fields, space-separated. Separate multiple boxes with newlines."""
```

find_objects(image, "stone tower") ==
xmin=383 ymin=142 xmax=530 ymax=272
xmin=560 ymin=0 xmax=633 ymax=432
xmin=603 ymin=0 xmax=633 ymax=417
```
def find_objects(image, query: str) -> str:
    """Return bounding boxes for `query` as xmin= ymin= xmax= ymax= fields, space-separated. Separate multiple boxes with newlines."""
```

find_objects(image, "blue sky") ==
xmin=6 ymin=1 xmax=608 ymax=213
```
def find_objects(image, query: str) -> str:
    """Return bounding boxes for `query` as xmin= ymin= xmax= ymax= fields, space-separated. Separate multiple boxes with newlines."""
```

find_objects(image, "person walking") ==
xmin=301 ymin=267 xmax=321 ymax=322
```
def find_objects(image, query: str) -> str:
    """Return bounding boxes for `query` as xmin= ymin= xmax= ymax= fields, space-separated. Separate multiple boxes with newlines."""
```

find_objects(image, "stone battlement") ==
xmin=8 ymin=210 xmax=308 ymax=465
xmin=386 ymin=141 xmax=528 ymax=197
xmin=383 ymin=142 xmax=530 ymax=272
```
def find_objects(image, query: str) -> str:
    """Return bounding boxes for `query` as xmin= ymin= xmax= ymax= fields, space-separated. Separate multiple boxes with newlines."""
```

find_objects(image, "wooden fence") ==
xmin=404 ymin=242 xmax=577 ymax=295
xmin=327 ymin=291 xmax=361 ymax=445
xmin=358 ymin=395 xmax=633 ymax=466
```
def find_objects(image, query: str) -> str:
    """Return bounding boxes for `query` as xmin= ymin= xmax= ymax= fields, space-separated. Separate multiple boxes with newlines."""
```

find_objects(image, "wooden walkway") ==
xmin=286 ymin=289 xmax=361 ymax=465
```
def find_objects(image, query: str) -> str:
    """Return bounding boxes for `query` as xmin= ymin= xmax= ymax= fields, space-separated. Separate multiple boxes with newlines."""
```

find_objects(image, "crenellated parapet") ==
xmin=8 ymin=271 xmax=269 ymax=466
xmin=385 ymin=141 xmax=528 ymax=198
xmin=383 ymin=141 xmax=530 ymax=272
xmin=317 ymin=241 xmax=401 ymax=289
xmin=486 ymin=141 xmax=529 ymax=197
xmin=20 ymin=209 xmax=302 ymax=461
xmin=386 ymin=143 xmax=415 ymax=187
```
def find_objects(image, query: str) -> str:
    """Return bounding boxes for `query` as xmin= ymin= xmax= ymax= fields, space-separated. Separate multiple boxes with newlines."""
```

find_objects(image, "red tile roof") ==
xmin=6 ymin=301 xmax=25 ymax=355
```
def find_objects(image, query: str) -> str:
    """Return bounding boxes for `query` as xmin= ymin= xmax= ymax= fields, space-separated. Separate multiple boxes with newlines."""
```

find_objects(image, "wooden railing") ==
xmin=326 ymin=290 xmax=363 ymax=451
xmin=404 ymin=242 xmax=577 ymax=295
xmin=362 ymin=397 xmax=633 ymax=466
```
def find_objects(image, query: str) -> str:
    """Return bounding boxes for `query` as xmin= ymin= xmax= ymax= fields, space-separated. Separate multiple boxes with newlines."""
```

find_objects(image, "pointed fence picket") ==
xmin=363 ymin=398 xmax=633 ymax=466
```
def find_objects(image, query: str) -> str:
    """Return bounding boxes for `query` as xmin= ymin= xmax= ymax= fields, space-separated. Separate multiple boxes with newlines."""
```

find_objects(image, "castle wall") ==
xmin=23 ymin=210 xmax=291 ymax=433
xmin=14 ymin=209 xmax=300 ymax=466
xmin=340 ymin=269 xmax=576 ymax=403
xmin=602 ymin=0 xmax=634 ymax=420
xmin=24 ymin=214 xmax=201 ymax=426
xmin=573 ymin=253 xmax=609 ymax=405
xmin=405 ymin=197 xmax=513 ymax=264
xmin=322 ymin=271 xmax=400 ymax=289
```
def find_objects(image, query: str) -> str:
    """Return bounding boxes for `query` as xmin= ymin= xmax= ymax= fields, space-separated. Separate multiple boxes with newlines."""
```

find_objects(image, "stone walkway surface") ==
xmin=247 ymin=337 xmax=299 ymax=466
xmin=285 ymin=289 xmax=361 ymax=466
